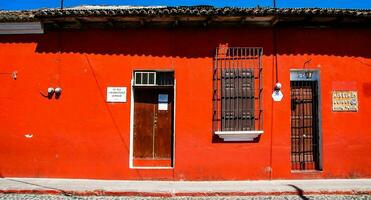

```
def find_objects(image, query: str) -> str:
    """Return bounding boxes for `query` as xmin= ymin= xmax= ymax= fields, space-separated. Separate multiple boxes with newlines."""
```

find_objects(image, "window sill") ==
xmin=215 ymin=130 xmax=263 ymax=141
xmin=291 ymin=170 xmax=323 ymax=173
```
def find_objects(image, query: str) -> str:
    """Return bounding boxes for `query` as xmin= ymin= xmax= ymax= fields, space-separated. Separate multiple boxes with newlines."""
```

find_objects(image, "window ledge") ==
xmin=215 ymin=130 xmax=263 ymax=141
xmin=291 ymin=170 xmax=323 ymax=173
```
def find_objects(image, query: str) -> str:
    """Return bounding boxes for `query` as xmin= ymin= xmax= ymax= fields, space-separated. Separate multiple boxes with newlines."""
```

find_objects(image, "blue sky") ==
xmin=1 ymin=0 xmax=370 ymax=10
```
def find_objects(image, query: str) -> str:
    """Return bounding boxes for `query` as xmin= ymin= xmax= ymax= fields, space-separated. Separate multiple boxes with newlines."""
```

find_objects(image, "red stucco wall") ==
xmin=0 ymin=27 xmax=370 ymax=180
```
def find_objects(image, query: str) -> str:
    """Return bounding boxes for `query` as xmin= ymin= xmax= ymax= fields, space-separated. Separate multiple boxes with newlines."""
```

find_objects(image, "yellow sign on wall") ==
xmin=332 ymin=91 xmax=358 ymax=112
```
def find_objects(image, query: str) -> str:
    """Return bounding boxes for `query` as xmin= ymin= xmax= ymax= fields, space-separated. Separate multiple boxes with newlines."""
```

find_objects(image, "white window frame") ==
xmin=133 ymin=71 xmax=157 ymax=86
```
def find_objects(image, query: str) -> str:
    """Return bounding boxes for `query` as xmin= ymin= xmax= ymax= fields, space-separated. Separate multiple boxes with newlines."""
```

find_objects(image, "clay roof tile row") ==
xmin=0 ymin=6 xmax=370 ymax=22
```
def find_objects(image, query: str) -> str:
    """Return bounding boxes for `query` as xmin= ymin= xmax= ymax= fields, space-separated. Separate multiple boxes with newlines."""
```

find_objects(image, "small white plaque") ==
xmin=158 ymin=103 xmax=168 ymax=111
xmin=107 ymin=87 xmax=127 ymax=102
xmin=158 ymin=94 xmax=168 ymax=110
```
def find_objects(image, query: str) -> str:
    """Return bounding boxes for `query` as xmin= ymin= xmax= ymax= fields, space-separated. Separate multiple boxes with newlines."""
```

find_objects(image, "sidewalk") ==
xmin=0 ymin=178 xmax=370 ymax=197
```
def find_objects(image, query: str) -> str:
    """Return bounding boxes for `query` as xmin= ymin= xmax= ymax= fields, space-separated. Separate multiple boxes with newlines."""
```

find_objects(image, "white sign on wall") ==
xmin=106 ymin=87 xmax=127 ymax=102
xmin=332 ymin=91 xmax=358 ymax=112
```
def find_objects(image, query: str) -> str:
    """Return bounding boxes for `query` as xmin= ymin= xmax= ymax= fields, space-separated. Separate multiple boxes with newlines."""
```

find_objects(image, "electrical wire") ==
xmin=84 ymin=54 xmax=144 ymax=179
xmin=269 ymin=0 xmax=277 ymax=181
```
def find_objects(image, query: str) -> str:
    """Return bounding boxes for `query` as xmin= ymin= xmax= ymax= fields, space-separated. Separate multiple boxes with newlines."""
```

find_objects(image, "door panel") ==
xmin=133 ymin=87 xmax=174 ymax=167
xmin=155 ymin=91 xmax=173 ymax=158
xmin=133 ymin=89 xmax=156 ymax=158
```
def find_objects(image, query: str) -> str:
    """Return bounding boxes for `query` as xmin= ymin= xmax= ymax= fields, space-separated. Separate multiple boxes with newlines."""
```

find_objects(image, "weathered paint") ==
xmin=0 ymin=27 xmax=370 ymax=180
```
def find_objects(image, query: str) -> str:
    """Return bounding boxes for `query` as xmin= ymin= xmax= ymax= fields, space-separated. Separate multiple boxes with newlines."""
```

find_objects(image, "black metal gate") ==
xmin=290 ymin=81 xmax=320 ymax=170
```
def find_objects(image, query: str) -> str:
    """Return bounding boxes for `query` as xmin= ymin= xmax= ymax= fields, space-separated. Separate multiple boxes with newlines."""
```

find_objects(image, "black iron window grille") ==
xmin=213 ymin=47 xmax=263 ymax=132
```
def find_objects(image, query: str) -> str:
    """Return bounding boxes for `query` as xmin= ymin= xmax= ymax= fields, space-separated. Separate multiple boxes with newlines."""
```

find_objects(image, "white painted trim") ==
xmin=172 ymin=79 xmax=176 ymax=168
xmin=129 ymin=79 xmax=134 ymax=169
xmin=0 ymin=22 xmax=43 ymax=34
xmin=130 ymin=166 xmax=173 ymax=170
xmin=133 ymin=71 xmax=156 ymax=86
xmin=129 ymin=75 xmax=175 ymax=169
xmin=215 ymin=131 xmax=264 ymax=134
xmin=215 ymin=130 xmax=263 ymax=141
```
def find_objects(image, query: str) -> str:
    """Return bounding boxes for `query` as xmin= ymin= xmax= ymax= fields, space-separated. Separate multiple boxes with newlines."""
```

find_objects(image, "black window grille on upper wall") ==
xmin=213 ymin=47 xmax=263 ymax=132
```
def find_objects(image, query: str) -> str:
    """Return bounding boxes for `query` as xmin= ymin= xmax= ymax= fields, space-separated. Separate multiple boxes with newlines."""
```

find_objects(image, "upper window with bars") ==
xmin=212 ymin=46 xmax=263 ymax=137
xmin=134 ymin=71 xmax=174 ymax=87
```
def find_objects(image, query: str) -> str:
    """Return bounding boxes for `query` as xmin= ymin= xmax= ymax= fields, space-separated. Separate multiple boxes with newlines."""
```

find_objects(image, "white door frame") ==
xmin=129 ymin=76 xmax=176 ymax=169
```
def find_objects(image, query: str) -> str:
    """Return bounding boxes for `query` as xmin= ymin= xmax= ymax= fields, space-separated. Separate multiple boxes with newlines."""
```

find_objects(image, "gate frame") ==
xmin=290 ymin=69 xmax=322 ymax=171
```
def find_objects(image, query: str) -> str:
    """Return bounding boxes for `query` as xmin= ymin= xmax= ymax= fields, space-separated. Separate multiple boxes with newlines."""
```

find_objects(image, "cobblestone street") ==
xmin=0 ymin=194 xmax=370 ymax=200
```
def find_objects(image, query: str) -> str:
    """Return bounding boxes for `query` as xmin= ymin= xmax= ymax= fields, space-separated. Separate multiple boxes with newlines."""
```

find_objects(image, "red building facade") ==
xmin=0 ymin=7 xmax=370 ymax=180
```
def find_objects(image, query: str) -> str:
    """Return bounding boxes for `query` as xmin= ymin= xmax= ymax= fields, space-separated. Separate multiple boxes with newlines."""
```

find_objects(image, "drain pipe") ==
xmin=269 ymin=0 xmax=279 ymax=181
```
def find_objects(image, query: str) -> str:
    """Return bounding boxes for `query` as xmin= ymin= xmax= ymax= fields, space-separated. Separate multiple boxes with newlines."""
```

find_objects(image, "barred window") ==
xmin=213 ymin=47 xmax=263 ymax=133
xmin=134 ymin=71 xmax=174 ymax=86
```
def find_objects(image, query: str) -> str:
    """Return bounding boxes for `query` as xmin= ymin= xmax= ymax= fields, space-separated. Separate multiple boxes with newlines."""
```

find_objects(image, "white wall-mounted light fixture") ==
xmin=272 ymin=82 xmax=283 ymax=102
xmin=274 ymin=82 xmax=282 ymax=91
xmin=40 ymin=87 xmax=63 ymax=99
xmin=12 ymin=71 xmax=17 ymax=80
xmin=54 ymin=87 xmax=62 ymax=94
xmin=47 ymin=87 xmax=55 ymax=95
xmin=54 ymin=87 xmax=62 ymax=99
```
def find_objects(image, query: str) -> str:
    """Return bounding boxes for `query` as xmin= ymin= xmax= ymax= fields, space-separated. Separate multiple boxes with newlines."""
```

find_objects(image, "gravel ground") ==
xmin=0 ymin=194 xmax=370 ymax=200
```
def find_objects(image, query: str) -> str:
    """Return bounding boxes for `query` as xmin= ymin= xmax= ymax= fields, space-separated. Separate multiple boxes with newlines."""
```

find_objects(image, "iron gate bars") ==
xmin=290 ymin=80 xmax=320 ymax=170
xmin=213 ymin=47 xmax=263 ymax=133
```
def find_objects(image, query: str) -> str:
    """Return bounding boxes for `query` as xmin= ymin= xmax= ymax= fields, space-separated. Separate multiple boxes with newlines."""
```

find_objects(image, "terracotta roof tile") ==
xmin=0 ymin=6 xmax=370 ymax=22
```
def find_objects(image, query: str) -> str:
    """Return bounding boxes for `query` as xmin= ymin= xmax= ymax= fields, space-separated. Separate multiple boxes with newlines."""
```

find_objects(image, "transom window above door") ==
xmin=134 ymin=71 xmax=174 ymax=86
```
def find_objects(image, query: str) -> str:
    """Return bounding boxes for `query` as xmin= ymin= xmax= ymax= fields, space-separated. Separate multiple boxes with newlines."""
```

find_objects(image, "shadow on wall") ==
xmin=0 ymin=27 xmax=370 ymax=58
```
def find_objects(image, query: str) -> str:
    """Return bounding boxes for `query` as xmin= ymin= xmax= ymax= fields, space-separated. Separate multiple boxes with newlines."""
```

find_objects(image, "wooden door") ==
xmin=133 ymin=87 xmax=173 ymax=167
